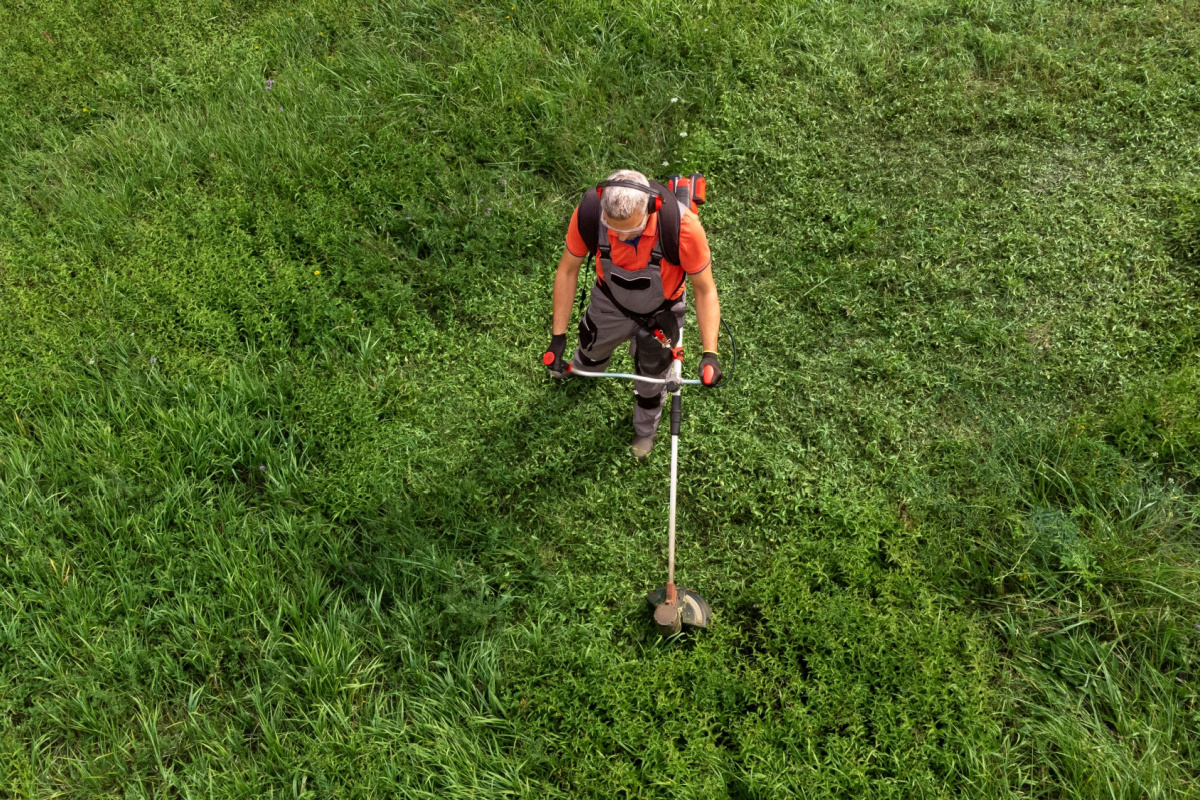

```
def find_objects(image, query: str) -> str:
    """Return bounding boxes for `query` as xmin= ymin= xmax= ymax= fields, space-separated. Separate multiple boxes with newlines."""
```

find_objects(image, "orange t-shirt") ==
xmin=565 ymin=205 xmax=711 ymax=300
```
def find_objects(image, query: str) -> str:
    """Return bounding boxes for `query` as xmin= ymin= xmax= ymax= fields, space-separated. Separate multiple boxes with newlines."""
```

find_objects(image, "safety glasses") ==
xmin=601 ymin=212 xmax=649 ymax=236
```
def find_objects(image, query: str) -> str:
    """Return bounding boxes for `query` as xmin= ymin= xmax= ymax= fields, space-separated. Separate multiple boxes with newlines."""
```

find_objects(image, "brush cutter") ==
xmin=567 ymin=349 xmax=713 ymax=635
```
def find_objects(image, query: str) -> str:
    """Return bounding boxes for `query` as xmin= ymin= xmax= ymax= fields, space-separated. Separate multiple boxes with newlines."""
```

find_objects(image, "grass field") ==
xmin=2 ymin=0 xmax=1199 ymax=796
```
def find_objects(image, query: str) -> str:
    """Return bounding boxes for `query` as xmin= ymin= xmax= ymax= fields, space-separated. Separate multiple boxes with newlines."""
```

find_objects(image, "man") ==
xmin=544 ymin=169 xmax=723 ymax=460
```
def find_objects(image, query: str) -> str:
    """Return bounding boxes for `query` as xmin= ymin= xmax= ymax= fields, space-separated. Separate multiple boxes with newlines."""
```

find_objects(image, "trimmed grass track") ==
xmin=2 ymin=0 xmax=1199 ymax=796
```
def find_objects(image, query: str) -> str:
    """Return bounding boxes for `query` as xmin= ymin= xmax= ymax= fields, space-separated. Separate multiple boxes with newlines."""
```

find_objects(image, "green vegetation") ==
xmin=2 ymin=0 xmax=1198 ymax=796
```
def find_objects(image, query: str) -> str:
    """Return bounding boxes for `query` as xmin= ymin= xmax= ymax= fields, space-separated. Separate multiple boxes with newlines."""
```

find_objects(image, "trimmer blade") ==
xmin=646 ymin=585 xmax=711 ymax=630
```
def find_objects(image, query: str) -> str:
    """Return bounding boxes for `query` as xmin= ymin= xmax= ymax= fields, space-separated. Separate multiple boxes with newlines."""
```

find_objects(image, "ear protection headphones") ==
xmin=596 ymin=179 xmax=662 ymax=213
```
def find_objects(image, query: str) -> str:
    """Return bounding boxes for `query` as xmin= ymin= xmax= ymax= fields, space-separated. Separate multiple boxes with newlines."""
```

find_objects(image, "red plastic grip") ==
xmin=542 ymin=351 xmax=555 ymax=366
xmin=703 ymin=365 xmax=715 ymax=385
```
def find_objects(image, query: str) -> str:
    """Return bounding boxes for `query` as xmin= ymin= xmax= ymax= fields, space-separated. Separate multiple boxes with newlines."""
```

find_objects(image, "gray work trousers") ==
xmin=572 ymin=284 xmax=686 ymax=438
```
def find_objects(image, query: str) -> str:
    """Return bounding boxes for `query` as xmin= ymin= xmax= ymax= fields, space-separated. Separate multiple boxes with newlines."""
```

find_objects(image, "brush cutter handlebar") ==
xmin=566 ymin=367 xmax=702 ymax=385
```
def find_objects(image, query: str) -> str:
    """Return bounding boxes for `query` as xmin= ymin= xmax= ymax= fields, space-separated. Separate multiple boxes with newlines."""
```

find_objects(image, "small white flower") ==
xmin=679 ymin=131 xmax=687 ymax=137
xmin=662 ymin=161 xmax=669 ymax=166
xmin=670 ymin=97 xmax=679 ymax=103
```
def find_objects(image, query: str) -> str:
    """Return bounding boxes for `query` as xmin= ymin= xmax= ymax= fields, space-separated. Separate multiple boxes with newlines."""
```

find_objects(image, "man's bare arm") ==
xmin=552 ymin=249 xmax=587 ymax=335
xmin=688 ymin=266 xmax=721 ymax=353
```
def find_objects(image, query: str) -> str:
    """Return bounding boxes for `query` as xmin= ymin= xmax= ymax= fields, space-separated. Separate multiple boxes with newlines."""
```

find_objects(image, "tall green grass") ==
xmin=2 ymin=0 xmax=1198 ymax=796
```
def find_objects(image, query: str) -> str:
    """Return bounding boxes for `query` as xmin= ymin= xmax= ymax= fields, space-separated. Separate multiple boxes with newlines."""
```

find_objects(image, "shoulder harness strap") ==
xmin=577 ymin=186 xmax=603 ymax=257
xmin=645 ymin=179 xmax=682 ymax=267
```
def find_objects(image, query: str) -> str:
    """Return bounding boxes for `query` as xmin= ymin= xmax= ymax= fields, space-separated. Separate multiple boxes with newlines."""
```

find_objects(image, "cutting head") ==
xmin=646 ymin=584 xmax=711 ymax=634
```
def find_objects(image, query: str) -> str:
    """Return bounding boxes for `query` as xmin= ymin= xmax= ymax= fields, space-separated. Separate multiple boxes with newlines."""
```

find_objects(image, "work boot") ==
xmin=630 ymin=433 xmax=656 ymax=461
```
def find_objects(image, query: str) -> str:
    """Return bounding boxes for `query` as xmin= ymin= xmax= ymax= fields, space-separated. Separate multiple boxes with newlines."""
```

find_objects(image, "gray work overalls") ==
xmin=571 ymin=207 xmax=689 ymax=438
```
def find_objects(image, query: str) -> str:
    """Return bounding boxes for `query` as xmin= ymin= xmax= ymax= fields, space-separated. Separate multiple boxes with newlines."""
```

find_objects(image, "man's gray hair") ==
xmin=600 ymin=169 xmax=651 ymax=220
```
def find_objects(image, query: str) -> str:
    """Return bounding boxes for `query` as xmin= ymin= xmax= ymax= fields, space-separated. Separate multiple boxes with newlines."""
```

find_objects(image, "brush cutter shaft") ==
xmin=667 ymin=349 xmax=683 ymax=584
xmin=568 ymin=368 xmax=701 ymax=385
xmin=668 ymin=423 xmax=678 ymax=585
